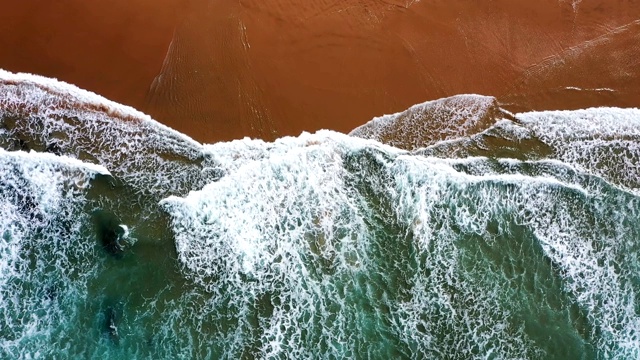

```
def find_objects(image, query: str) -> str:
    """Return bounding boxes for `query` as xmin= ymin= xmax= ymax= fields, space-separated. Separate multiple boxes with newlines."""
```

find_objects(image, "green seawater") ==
xmin=3 ymin=140 xmax=640 ymax=359
xmin=2 ymin=78 xmax=640 ymax=359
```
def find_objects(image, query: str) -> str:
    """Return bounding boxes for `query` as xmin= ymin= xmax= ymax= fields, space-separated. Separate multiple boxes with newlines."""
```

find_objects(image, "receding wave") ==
xmin=418 ymin=107 xmax=640 ymax=194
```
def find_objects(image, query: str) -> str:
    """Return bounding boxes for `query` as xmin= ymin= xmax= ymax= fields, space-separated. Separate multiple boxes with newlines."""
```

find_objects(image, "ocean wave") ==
xmin=0 ymin=149 xmax=107 ymax=358
xmin=418 ymin=106 xmax=640 ymax=194
xmin=350 ymin=94 xmax=513 ymax=151
xmin=0 ymin=70 xmax=220 ymax=201
xmin=163 ymin=132 xmax=640 ymax=358
xmin=2 ymin=71 xmax=640 ymax=358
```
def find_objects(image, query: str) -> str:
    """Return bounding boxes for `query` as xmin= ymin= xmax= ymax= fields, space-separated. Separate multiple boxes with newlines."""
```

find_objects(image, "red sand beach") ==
xmin=1 ymin=0 xmax=639 ymax=143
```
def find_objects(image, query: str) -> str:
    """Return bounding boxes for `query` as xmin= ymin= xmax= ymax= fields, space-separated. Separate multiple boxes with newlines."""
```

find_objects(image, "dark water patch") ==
xmin=44 ymin=284 xmax=59 ymax=302
xmin=0 ymin=132 xmax=31 ymax=153
xmin=15 ymin=138 xmax=29 ymax=151
xmin=100 ymin=300 xmax=122 ymax=345
xmin=45 ymin=140 xmax=63 ymax=155
xmin=92 ymin=209 xmax=127 ymax=258
xmin=1 ymin=136 xmax=64 ymax=157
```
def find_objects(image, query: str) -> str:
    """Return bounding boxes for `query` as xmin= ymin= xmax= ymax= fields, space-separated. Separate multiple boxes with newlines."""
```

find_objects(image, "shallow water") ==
xmin=2 ymin=72 xmax=640 ymax=359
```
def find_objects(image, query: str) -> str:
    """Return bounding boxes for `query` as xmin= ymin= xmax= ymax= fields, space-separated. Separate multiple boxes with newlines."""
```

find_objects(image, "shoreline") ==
xmin=1 ymin=1 xmax=639 ymax=143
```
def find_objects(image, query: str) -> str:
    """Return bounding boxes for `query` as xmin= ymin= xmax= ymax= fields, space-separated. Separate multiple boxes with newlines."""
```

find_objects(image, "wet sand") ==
xmin=0 ymin=1 xmax=189 ymax=111
xmin=501 ymin=19 xmax=640 ymax=113
xmin=1 ymin=1 xmax=639 ymax=143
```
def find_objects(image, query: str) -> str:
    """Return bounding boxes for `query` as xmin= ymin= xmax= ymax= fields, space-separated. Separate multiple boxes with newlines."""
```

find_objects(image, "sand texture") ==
xmin=1 ymin=0 xmax=639 ymax=142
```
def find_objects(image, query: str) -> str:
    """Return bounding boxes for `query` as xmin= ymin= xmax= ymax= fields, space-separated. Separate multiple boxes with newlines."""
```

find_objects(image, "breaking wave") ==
xmin=1 ymin=71 xmax=640 ymax=359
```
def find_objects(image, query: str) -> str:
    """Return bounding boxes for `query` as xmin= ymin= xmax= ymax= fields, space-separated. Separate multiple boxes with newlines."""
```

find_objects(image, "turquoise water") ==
xmin=2 ymin=72 xmax=640 ymax=359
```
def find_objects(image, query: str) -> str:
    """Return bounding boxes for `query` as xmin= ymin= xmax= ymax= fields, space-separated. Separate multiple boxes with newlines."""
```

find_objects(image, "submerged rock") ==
xmin=93 ymin=210 xmax=128 ymax=258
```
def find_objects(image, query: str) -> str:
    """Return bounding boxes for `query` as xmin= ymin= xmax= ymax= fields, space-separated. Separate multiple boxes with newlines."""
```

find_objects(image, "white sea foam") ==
xmin=515 ymin=107 xmax=640 ymax=193
xmin=0 ymin=69 xmax=196 ymax=142
xmin=564 ymin=86 xmax=615 ymax=92
xmin=350 ymin=94 xmax=506 ymax=150
xmin=0 ymin=148 xmax=110 ymax=176
xmin=393 ymin=153 xmax=640 ymax=357
xmin=164 ymin=132 xmax=378 ymax=357
xmin=517 ymin=107 xmax=640 ymax=139
xmin=419 ymin=107 xmax=640 ymax=194
xmin=0 ymin=149 xmax=105 ymax=357
xmin=202 ymin=130 xmax=404 ymax=174
xmin=0 ymin=69 xmax=218 ymax=200
xmin=3 ymin=69 xmax=640 ymax=357
xmin=162 ymin=130 xmax=640 ymax=358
